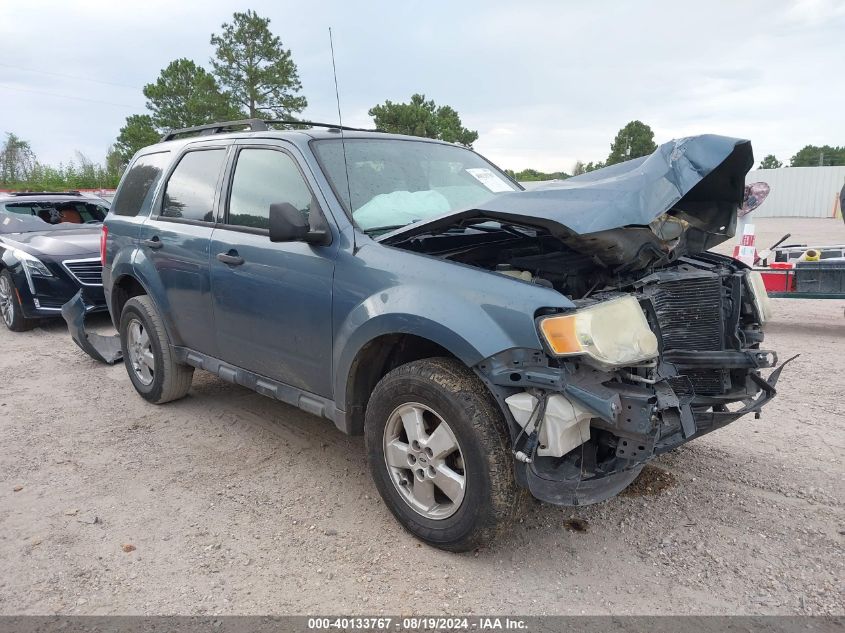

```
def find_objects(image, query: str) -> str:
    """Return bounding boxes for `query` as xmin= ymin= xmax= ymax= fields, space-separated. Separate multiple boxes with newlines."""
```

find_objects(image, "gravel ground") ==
xmin=0 ymin=218 xmax=843 ymax=616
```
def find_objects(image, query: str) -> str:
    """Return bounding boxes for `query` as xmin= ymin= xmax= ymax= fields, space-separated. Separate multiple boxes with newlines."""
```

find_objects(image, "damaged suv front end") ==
xmin=380 ymin=134 xmax=789 ymax=505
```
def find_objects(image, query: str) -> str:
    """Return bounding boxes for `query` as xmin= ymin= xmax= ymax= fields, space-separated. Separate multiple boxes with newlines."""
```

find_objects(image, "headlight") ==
xmin=13 ymin=249 xmax=53 ymax=277
xmin=13 ymin=249 xmax=52 ymax=295
xmin=746 ymin=271 xmax=772 ymax=325
xmin=538 ymin=296 xmax=659 ymax=369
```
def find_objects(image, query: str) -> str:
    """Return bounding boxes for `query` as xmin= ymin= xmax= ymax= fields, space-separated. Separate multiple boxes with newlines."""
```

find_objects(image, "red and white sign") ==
xmin=733 ymin=223 xmax=757 ymax=266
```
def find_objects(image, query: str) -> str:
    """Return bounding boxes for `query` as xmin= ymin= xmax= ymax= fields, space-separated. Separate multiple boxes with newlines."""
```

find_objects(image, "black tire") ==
xmin=0 ymin=269 xmax=35 ymax=332
xmin=119 ymin=295 xmax=193 ymax=404
xmin=364 ymin=357 xmax=522 ymax=552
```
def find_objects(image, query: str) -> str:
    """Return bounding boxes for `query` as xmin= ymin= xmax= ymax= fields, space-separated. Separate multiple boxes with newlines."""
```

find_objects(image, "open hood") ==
xmin=381 ymin=135 xmax=753 ymax=269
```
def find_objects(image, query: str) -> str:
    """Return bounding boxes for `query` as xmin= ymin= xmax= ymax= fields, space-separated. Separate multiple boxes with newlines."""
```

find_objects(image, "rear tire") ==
xmin=0 ymin=269 xmax=34 ymax=332
xmin=364 ymin=357 xmax=522 ymax=552
xmin=119 ymin=295 xmax=193 ymax=404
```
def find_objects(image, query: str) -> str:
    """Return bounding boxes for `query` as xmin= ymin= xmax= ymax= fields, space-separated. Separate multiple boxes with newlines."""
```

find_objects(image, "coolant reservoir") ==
xmin=505 ymin=393 xmax=593 ymax=458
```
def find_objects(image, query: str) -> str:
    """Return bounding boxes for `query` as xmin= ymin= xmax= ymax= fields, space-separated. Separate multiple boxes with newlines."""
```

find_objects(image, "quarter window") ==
xmin=227 ymin=148 xmax=313 ymax=230
xmin=112 ymin=152 xmax=170 ymax=217
xmin=161 ymin=149 xmax=226 ymax=222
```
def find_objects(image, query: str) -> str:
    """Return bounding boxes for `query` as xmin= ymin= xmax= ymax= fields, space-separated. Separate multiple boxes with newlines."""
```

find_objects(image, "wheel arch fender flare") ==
xmin=109 ymin=253 xmax=179 ymax=345
xmin=333 ymin=294 xmax=538 ymax=416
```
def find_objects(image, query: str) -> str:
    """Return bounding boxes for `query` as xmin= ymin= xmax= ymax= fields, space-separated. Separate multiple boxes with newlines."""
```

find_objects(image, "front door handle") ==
xmin=217 ymin=251 xmax=245 ymax=266
xmin=142 ymin=237 xmax=163 ymax=250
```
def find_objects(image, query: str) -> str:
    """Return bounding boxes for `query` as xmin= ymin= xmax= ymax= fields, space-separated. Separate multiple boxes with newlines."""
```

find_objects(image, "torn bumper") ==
xmin=61 ymin=291 xmax=123 ymax=364
xmin=482 ymin=347 xmax=793 ymax=507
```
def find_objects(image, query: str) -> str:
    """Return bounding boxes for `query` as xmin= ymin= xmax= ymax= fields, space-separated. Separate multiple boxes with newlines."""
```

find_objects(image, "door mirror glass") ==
xmin=269 ymin=202 xmax=309 ymax=242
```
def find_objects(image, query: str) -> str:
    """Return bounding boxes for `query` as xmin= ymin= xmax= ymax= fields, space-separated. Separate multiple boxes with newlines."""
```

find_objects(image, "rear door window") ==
xmin=226 ymin=148 xmax=314 ymax=230
xmin=161 ymin=149 xmax=227 ymax=223
xmin=112 ymin=152 xmax=170 ymax=217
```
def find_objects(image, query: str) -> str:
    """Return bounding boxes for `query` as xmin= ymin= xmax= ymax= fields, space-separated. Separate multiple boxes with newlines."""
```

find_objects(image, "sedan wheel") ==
xmin=0 ymin=274 xmax=13 ymax=327
xmin=126 ymin=318 xmax=155 ymax=385
xmin=383 ymin=402 xmax=466 ymax=520
xmin=0 ymin=269 xmax=33 ymax=331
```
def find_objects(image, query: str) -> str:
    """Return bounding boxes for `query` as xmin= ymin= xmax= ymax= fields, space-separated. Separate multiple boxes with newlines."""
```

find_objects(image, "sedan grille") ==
xmin=62 ymin=258 xmax=103 ymax=286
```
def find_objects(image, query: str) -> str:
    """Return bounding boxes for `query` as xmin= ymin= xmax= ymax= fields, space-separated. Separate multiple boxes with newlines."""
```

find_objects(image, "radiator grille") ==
xmin=652 ymin=276 xmax=723 ymax=351
xmin=668 ymin=370 xmax=725 ymax=396
xmin=651 ymin=275 xmax=726 ymax=395
xmin=62 ymin=258 xmax=103 ymax=286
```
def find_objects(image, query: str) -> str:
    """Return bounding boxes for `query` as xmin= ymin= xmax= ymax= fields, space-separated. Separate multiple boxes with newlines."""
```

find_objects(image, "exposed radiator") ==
xmin=650 ymin=274 xmax=726 ymax=395
xmin=651 ymin=276 xmax=723 ymax=352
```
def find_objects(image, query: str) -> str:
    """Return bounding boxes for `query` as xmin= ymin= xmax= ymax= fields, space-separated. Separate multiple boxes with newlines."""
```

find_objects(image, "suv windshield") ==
xmin=0 ymin=200 xmax=109 ymax=234
xmin=312 ymin=138 xmax=519 ymax=232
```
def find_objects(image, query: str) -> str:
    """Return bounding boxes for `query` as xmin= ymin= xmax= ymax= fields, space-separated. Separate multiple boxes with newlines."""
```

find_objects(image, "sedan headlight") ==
xmin=538 ymin=296 xmax=659 ymax=369
xmin=746 ymin=271 xmax=772 ymax=325
xmin=13 ymin=249 xmax=52 ymax=295
xmin=13 ymin=249 xmax=53 ymax=277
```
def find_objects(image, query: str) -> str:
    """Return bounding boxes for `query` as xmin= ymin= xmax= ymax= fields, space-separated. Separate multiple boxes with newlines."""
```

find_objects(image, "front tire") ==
xmin=0 ymin=269 xmax=34 ymax=332
xmin=364 ymin=357 xmax=521 ymax=552
xmin=119 ymin=295 xmax=193 ymax=404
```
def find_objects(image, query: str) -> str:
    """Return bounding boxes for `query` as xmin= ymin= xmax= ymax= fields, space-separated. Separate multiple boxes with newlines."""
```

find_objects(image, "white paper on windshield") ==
xmin=466 ymin=168 xmax=512 ymax=193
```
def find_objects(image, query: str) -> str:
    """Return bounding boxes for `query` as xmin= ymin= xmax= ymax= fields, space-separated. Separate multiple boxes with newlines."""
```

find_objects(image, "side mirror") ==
xmin=268 ymin=202 xmax=330 ymax=245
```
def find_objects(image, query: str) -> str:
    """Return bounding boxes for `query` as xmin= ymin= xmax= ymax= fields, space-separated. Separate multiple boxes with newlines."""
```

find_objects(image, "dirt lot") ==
xmin=1 ymin=218 xmax=843 ymax=615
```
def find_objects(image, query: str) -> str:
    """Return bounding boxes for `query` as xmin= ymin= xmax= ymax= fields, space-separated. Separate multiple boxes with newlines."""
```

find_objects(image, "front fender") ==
xmin=332 ymin=276 xmax=571 ymax=414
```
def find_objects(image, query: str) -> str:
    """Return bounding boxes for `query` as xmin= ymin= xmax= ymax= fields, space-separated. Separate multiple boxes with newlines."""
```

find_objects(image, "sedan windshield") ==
xmin=312 ymin=138 xmax=519 ymax=232
xmin=0 ymin=200 xmax=109 ymax=234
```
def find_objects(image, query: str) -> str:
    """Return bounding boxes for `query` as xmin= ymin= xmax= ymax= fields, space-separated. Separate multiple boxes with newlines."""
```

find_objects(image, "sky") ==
xmin=1 ymin=0 xmax=843 ymax=173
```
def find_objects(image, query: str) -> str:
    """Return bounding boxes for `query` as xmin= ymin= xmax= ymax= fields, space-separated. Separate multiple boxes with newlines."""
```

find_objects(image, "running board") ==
xmin=172 ymin=347 xmax=347 ymax=432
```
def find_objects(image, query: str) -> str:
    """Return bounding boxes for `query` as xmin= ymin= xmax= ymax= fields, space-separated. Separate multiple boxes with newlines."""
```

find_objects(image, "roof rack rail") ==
xmin=264 ymin=120 xmax=377 ymax=133
xmin=160 ymin=119 xmax=269 ymax=142
xmin=160 ymin=118 xmax=379 ymax=142
xmin=7 ymin=191 xmax=82 ymax=197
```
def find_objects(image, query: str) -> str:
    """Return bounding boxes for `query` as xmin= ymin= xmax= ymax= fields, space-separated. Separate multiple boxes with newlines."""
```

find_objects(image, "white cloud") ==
xmin=0 ymin=0 xmax=842 ymax=172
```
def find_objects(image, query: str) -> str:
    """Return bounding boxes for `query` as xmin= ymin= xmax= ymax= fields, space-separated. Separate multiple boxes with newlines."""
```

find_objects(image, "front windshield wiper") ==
xmin=363 ymin=224 xmax=412 ymax=236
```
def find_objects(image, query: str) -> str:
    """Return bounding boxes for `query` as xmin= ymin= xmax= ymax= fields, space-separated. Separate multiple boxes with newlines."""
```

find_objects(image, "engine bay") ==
xmin=391 ymin=222 xmax=694 ymax=301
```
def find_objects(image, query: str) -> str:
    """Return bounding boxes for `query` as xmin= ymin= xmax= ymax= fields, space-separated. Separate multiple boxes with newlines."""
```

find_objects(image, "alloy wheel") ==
xmin=0 ymin=275 xmax=14 ymax=327
xmin=383 ymin=402 xmax=466 ymax=520
xmin=126 ymin=318 xmax=155 ymax=385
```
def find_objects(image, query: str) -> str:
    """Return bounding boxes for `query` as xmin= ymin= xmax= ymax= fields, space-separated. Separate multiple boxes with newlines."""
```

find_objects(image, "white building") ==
xmin=745 ymin=166 xmax=844 ymax=219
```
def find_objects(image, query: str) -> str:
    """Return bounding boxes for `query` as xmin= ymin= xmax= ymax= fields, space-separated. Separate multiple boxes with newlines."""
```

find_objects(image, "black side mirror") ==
xmin=268 ymin=202 xmax=330 ymax=245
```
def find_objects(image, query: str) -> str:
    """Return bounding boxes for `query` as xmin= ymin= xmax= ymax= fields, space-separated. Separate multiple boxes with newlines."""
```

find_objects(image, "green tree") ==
xmin=144 ymin=58 xmax=241 ymax=130
xmin=0 ymin=133 xmax=37 ymax=185
xmin=105 ymin=145 xmax=123 ymax=180
xmin=509 ymin=168 xmax=570 ymax=182
xmin=369 ymin=94 xmax=478 ymax=147
xmin=210 ymin=10 xmax=307 ymax=119
xmin=790 ymin=145 xmax=845 ymax=167
xmin=758 ymin=154 xmax=783 ymax=169
xmin=572 ymin=160 xmax=586 ymax=176
xmin=584 ymin=161 xmax=605 ymax=172
xmin=605 ymin=120 xmax=657 ymax=166
xmin=113 ymin=115 xmax=160 ymax=167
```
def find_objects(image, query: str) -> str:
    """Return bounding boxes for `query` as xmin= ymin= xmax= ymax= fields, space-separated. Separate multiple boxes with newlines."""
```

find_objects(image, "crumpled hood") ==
xmin=382 ymin=134 xmax=753 ymax=269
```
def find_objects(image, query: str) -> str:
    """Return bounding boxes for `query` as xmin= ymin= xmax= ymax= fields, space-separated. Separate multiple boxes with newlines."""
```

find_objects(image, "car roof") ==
xmin=0 ymin=194 xmax=108 ymax=204
xmin=140 ymin=128 xmax=458 ymax=156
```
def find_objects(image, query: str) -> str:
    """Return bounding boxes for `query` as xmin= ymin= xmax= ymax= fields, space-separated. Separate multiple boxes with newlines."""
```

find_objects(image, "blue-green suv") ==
xmin=64 ymin=120 xmax=787 ymax=550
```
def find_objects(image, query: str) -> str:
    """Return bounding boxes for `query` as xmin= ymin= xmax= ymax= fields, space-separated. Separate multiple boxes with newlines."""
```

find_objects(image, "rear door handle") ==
xmin=142 ymin=237 xmax=163 ymax=250
xmin=217 ymin=251 xmax=244 ymax=266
